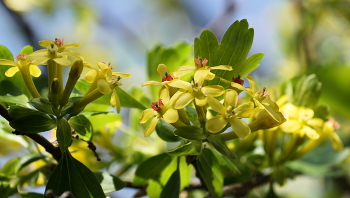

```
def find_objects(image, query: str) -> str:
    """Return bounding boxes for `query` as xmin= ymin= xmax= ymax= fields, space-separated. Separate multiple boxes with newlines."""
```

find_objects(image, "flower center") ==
xmin=162 ymin=72 xmax=173 ymax=82
xmin=225 ymin=106 xmax=236 ymax=118
xmin=54 ymin=38 xmax=64 ymax=47
xmin=232 ymin=76 xmax=244 ymax=85
xmin=194 ymin=57 xmax=208 ymax=68
xmin=151 ymin=99 xmax=164 ymax=111
xmin=255 ymin=88 xmax=269 ymax=102
xmin=15 ymin=54 xmax=28 ymax=61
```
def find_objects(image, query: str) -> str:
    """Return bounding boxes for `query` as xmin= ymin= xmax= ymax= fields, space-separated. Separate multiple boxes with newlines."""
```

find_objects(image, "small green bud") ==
xmin=51 ymin=78 xmax=61 ymax=108
xmin=60 ymin=60 xmax=84 ymax=107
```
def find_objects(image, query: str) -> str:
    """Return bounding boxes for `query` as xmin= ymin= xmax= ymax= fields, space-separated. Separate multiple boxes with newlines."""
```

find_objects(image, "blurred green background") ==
xmin=1 ymin=0 xmax=350 ymax=197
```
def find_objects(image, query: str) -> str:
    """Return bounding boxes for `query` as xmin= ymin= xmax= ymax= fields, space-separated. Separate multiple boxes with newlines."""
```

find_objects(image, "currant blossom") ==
xmin=139 ymin=89 xmax=180 ymax=137
xmin=206 ymin=89 xmax=254 ymax=138
xmin=280 ymin=103 xmax=323 ymax=140
xmin=0 ymin=54 xmax=41 ymax=98
xmin=168 ymin=68 xmax=225 ymax=108
xmin=173 ymin=57 xmax=232 ymax=79
xmin=142 ymin=64 xmax=177 ymax=95
xmin=74 ymin=62 xmax=130 ymax=114
xmin=230 ymin=75 xmax=283 ymax=122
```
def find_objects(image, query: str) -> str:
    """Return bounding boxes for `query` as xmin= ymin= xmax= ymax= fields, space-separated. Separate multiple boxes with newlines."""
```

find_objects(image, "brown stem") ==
xmin=0 ymin=104 xmax=62 ymax=162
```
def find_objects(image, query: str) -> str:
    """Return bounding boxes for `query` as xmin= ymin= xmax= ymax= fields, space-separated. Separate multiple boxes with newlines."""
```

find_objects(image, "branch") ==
xmin=123 ymin=170 xmax=270 ymax=197
xmin=0 ymin=104 xmax=62 ymax=162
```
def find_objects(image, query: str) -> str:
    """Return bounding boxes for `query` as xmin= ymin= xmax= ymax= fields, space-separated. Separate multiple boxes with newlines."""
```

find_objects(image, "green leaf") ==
xmin=194 ymin=20 xmax=262 ymax=87
xmin=56 ymin=118 xmax=71 ymax=152
xmin=115 ymin=87 xmax=146 ymax=110
xmin=160 ymin=168 xmax=180 ymax=198
xmin=197 ymin=148 xmax=223 ymax=198
xmin=147 ymin=42 xmax=192 ymax=100
xmin=0 ymin=158 xmax=20 ymax=178
xmin=134 ymin=153 xmax=173 ymax=181
xmin=69 ymin=114 xmax=93 ymax=141
xmin=207 ymin=134 xmax=237 ymax=159
xmin=0 ymin=45 xmax=31 ymax=97
xmin=45 ymin=151 xmax=105 ymax=198
xmin=174 ymin=125 xmax=204 ymax=140
xmin=156 ymin=120 xmax=181 ymax=142
xmin=60 ymin=97 xmax=82 ymax=116
xmin=15 ymin=153 xmax=46 ymax=173
xmin=28 ymin=98 xmax=54 ymax=115
xmin=8 ymin=105 xmax=43 ymax=118
xmin=0 ymin=94 xmax=28 ymax=105
xmin=87 ymin=113 xmax=122 ymax=130
xmin=146 ymin=180 xmax=162 ymax=198
xmin=184 ymin=106 xmax=200 ymax=127
xmin=19 ymin=45 xmax=34 ymax=55
xmin=93 ymin=172 xmax=125 ymax=193
xmin=9 ymin=114 xmax=56 ymax=133
xmin=167 ymin=140 xmax=202 ymax=156
xmin=179 ymin=156 xmax=191 ymax=190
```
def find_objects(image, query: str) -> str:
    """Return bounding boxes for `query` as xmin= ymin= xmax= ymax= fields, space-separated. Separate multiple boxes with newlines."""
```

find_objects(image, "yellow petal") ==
xmin=167 ymin=79 xmax=192 ymax=91
xmin=194 ymin=68 xmax=210 ymax=85
xmin=173 ymin=92 xmax=194 ymax=109
xmin=159 ymin=88 xmax=170 ymax=105
xmin=210 ymin=65 xmax=232 ymax=71
xmin=246 ymin=75 xmax=257 ymax=92
xmin=5 ymin=67 xmax=20 ymax=77
xmin=173 ymin=66 xmax=196 ymax=77
xmin=207 ymin=96 xmax=225 ymax=114
xmin=236 ymin=102 xmax=254 ymax=118
xmin=139 ymin=109 xmax=157 ymax=123
xmin=29 ymin=65 xmax=41 ymax=77
xmin=97 ymin=79 xmax=112 ymax=94
xmin=168 ymin=90 xmax=184 ymax=107
xmin=228 ymin=118 xmax=251 ymax=138
xmin=0 ymin=59 xmax=18 ymax=67
xmin=163 ymin=109 xmax=178 ymax=123
xmin=302 ymin=126 xmax=320 ymax=140
xmin=30 ymin=56 xmax=50 ymax=65
xmin=206 ymin=115 xmax=228 ymax=133
xmin=307 ymin=118 xmax=324 ymax=128
xmin=141 ymin=81 xmax=162 ymax=87
xmin=60 ymin=51 xmax=81 ymax=59
xmin=157 ymin=64 xmax=169 ymax=77
xmin=38 ymin=40 xmax=54 ymax=47
xmin=85 ymin=70 xmax=97 ymax=83
xmin=282 ymin=103 xmax=299 ymax=119
xmin=113 ymin=72 xmax=131 ymax=78
xmin=224 ymin=89 xmax=238 ymax=107
xmin=201 ymin=85 xmax=225 ymax=97
xmin=194 ymin=95 xmax=208 ymax=106
xmin=60 ymin=43 xmax=81 ymax=50
xmin=53 ymin=58 xmax=71 ymax=66
xmin=111 ymin=90 xmax=121 ymax=113
xmin=262 ymin=104 xmax=284 ymax=122
xmin=281 ymin=120 xmax=301 ymax=132
xmin=144 ymin=117 xmax=159 ymax=137
xmin=330 ymin=133 xmax=344 ymax=151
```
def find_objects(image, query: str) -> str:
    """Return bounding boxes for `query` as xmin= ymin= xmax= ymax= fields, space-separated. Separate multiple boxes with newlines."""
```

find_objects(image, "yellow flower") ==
xmin=230 ymin=75 xmax=282 ymax=122
xmin=173 ymin=57 xmax=232 ymax=79
xmin=280 ymin=103 xmax=323 ymax=140
xmin=141 ymin=64 xmax=178 ymax=96
xmin=74 ymin=62 xmax=130 ymax=114
xmin=0 ymin=54 xmax=41 ymax=98
xmin=29 ymin=38 xmax=80 ymax=66
xmin=139 ymin=89 xmax=179 ymax=137
xmin=168 ymin=68 xmax=225 ymax=108
xmin=321 ymin=118 xmax=343 ymax=151
xmin=206 ymin=89 xmax=254 ymax=138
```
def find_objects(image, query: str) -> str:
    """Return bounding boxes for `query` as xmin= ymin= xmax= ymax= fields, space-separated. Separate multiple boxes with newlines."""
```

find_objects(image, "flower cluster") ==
xmin=139 ymin=57 xmax=285 ymax=139
xmin=0 ymin=38 xmax=130 ymax=114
